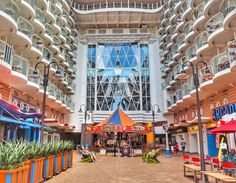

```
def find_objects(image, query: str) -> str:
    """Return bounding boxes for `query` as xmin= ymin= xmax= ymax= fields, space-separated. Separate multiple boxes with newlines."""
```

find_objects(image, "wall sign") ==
xmin=212 ymin=102 xmax=236 ymax=121
xmin=12 ymin=98 xmax=40 ymax=113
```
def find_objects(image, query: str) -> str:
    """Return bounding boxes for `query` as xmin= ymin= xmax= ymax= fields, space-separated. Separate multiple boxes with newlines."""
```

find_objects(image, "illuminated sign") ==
xmin=212 ymin=103 xmax=236 ymax=121
xmin=131 ymin=125 xmax=145 ymax=131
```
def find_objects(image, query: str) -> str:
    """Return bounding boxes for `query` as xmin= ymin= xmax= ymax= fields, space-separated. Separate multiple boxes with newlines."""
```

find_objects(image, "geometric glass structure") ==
xmin=87 ymin=43 xmax=150 ymax=111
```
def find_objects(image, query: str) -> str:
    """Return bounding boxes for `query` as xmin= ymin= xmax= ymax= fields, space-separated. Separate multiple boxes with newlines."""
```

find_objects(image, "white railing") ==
xmin=73 ymin=0 xmax=164 ymax=11
xmin=12 ymin=55 xmax=29 ymax=76
xmin=211 ymin=52 xmax=230 ymax=74
xmin=0 ymin=40 xmax=13 ymax=65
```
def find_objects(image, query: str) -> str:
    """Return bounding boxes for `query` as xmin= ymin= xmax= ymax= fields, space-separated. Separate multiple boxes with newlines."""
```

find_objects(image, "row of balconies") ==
xmin=0 ymin=40 xmax=75 ymax=111
xmin=73 ymin=1 xmax=164 ymax=11
xmin=164 ymin=46 xmax=236 ymax=111
xmin=160 ymin=0 xmax=236 ymax=78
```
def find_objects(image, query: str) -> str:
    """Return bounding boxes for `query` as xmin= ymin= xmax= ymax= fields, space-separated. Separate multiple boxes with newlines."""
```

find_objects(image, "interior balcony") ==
xmin=186 ymin=44 xmax=198 ymax=63
xmin=211 ymin=51 xmax=233 ymax=84
xmin=207 ymin=12 xmax=229 ymax=47
xmin=47 ymin=83 xmax=57 ymax=101
xmin=223 ymin=0 xmax=236 ymax=30
xmin=228 ymin=40 xmax=236 ymax=72
xmin=43 ymin=24 xmax=54 ymax=46
xmin=61 ymin=0 xmax=70 ymax=13
xmin=184 ymin=20 xmax=196 ymax=45
xmin=16 ymin=0 xmax=35 ymax=21
xmin=27 ymin=67 xmax=40 ymax=92
xmin=0 ymin=40 xmax=13 ymax=76
xmin=12 ymin=16 xmax=33 ymax=48
xmin=71 ymin=67 xmax=76 ymax=79
xmin=42 ymin=47 xmax=53 ymax=65
xmin=46 ymin=1 xmax=56 ymax=24
xmin=10 ymin=55 xmax=29 ymax=85
xmin=174 ymin=0 xmax=182 ymax=12
xmin=181 ymin=0 xmax=192 ymax=22
xmin=51 ymin=36 xmax=61 ymax=55
xmin=34 ymin=8 xmax=46 ymax=34
xmin=0 ymin=1 xmax=18 ymax=34
xmin=54 ymin=0 xmax=63 ymax=16
xmin=193 ymin=2 xmax=205 ymax=32
xmin=195 ymin=31 xmax=215 ymax=59
xmin=204 ymin=0 xmax=222 ymax=18
xmin=31 ymin=34 xmax=43 ymax=60
xmin=60 ymin=28 xmax=67 ymax=44
xmin=53 ymin=16 xmax=61 ymax=35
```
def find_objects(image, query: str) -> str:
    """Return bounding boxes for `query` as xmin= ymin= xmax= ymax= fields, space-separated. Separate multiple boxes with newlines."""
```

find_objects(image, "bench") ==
xmin=183 ymin=164 xmax=201 ymax=182
xmin=201 ymin=171 xmax=236 ymax=183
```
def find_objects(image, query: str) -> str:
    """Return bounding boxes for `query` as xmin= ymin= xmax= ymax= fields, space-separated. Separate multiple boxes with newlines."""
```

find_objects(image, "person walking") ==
xmin=180 ymin=138 xmax=187 ymax=155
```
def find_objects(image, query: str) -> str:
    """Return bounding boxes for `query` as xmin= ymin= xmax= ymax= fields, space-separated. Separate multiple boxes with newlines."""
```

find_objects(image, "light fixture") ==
xmin=176 ymin=69 xmax=188 ymax=80
xmin=32 ymin=70 xmax=40 ymax=79
xmin=54 ymin=69 xmax=63 ymax=79
xmin=202 ymin=66 xmax=213 ymax=80
xmin=157 ymin=108 xmax=161 ymax=113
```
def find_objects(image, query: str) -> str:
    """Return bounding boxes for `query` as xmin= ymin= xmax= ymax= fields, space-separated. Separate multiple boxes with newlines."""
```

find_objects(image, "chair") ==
xmin=211 ymin=158 xmax=219 ymax=170
xmin=192 ymin=157 xmax=200 ymax=166
xmin=183 ymin=155 xmax=190 ymax=164
xmin=222 ymin=162 xmax=236 ymax=177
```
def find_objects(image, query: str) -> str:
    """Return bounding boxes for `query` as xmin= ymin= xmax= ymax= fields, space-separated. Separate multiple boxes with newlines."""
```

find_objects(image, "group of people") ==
xmin=169 ymin=138 xmax=187 ymax=155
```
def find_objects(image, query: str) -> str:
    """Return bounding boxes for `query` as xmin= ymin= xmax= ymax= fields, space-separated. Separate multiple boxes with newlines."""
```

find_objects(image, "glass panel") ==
xmin=87 ymin=43 xmax=150 ymax=111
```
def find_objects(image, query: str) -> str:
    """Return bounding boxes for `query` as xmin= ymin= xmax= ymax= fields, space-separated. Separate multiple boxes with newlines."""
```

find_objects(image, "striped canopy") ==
xmin=91 ymin=106 xmax=150 ymax=133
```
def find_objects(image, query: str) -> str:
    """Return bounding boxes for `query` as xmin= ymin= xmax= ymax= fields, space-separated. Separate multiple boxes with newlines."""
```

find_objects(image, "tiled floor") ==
xmin=47 ymin=152 xmax=194 ymax=183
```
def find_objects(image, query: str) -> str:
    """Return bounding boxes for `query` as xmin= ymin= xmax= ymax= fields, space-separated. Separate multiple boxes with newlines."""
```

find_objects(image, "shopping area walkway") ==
xmin=47 ymin=152 xmax=192 ymax=183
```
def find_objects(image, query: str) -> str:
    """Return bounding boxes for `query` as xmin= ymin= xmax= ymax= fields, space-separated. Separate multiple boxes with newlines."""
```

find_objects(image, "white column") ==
xmin=65 ymin=42 xmax=88 ymax=132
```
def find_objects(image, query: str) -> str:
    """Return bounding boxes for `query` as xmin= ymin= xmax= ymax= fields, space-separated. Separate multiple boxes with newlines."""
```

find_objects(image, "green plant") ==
xmin=0 ymin=140 xmax=74 ymax=170
xmin=0 ymin=141 xmax=27 ymax=170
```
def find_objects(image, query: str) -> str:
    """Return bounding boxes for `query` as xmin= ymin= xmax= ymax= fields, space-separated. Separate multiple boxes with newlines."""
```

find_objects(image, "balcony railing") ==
xmin=222 ymin=0 xmax=236 ymax=17
xmin=12 ymin=55 xmax=29 ymax=76
xmin=173 ymin=64 xmax=180 ymax=76
xmin=207 ymin=12 xmax=224 ymax=36
xmin=186 ymin=45 xmax=197 ymax=60
xmin=228 ymin=40 xmax=236 ymax=63
xmin=0 ymin=40 xmax=13 ymax=65
xmin=0 ymin=2 xmax=18 ymax=21
xmin=195 ymin=31 xmax=208 ymax=50
xmin=35 ymin=8 xmax=47 ymax=25
xmin=56 ymin=89 xmax=62 ymax=101
xmin=73 ymin=1 xmax=164 ymax=11
xmin=184 ymin=20 xmax=193 ymax=37
xmin=17 ymin=17 xmax=33 ymax=40
xmin=45 ymin=24 xmax=54 ymax=38
xmin=176 ymin=90 xmax=183 ymax=101
xmin=211 ymin=52 xmax=230 ymax=74
xmin=182 ymin=83 xmax=190 ymax=96
xmin=193 ymin=2 xmax=204 ymax=20
xmin=47 ymin=83 xmax=56 ymax=97
xmin=48 ymin=2 xmax=56 ymax=15
xmin=43 ymin=47 xmax=52 ymax=62
xmin=32 ymin=34 xmax=43 ymax=52
xmin=28 ymin=67 xmax=40 ymax=85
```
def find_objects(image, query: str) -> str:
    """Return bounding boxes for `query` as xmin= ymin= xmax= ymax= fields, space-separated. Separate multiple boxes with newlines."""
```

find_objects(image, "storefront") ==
xmin=170 ymin=127 xmax=188 ymax=152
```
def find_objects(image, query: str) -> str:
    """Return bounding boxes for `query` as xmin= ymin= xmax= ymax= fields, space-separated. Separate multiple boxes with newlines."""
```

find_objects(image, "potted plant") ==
xmin=25 ymin=142 xmax=45 ymax=183
xmin=0 ymin=141 xmax=30 ymax=183
xmin=52 ymin=142 xmax=63 ymax=175
xmin=42 ymin=143 xmax=55 ymax=180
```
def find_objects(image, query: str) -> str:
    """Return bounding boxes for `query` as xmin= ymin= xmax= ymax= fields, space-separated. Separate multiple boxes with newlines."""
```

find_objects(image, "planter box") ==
xmin=62 ymin=152 xmax=68 ymax=170
xmin=29 ymin=157 xmax=44 ymax=183
xmin=68 ymin=151 xmax=73 ymax=168
xmin=53 ymin=154 xmax=62 ymax=174
xmin=43 ymin=155 xmax=54 ymax=180
xmin=0 ymin=165 xmax=29 ymax=183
